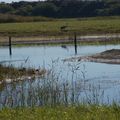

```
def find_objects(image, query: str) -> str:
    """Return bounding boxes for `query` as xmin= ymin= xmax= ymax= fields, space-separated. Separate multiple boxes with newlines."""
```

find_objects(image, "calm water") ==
xmin=0 ymin=44 xmax=120 ymax=79
xmin=0 ymin=44 xmax=120 ymax=107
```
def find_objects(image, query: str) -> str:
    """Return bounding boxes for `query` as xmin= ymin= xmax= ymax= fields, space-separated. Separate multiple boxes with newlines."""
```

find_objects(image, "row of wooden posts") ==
xmin=8 ymin=33 xmax=77 ymax=56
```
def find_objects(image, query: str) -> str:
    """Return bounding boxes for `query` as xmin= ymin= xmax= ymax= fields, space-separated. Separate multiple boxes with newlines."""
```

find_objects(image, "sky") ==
xmin=0 ymin=0 xmax=44 ymax=3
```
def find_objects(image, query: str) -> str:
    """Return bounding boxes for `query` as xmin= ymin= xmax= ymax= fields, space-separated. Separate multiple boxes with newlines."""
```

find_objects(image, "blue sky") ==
xmin=0 ymin=0 xmax=44 ymax=3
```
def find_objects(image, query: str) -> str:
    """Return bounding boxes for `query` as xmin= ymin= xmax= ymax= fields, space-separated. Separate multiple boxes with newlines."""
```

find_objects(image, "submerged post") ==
xmin=9 ymin=36 xmax=12 ymax=56
xmin=74 ymin=32 xmax=77 ymax=55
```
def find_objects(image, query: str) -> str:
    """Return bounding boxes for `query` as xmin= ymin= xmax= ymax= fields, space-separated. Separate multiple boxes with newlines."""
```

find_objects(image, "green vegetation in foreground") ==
xmin=0 ymin=16 xmax=120 ymax=36
xmin=0 ymin=105 xmax=120 ymax=120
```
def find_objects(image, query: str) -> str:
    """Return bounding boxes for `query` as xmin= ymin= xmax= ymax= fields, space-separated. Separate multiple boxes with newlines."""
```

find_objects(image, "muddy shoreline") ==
xmin=0 ymin=34 xmax=120 ymax=46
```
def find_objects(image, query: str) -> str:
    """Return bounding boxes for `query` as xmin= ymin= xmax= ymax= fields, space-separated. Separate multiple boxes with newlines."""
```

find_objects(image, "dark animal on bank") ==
xmin=60 ymin=26 xmax=68 ymax=32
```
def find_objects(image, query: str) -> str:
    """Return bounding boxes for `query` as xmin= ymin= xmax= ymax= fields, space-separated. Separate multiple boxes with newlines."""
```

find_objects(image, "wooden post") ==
xmin=9 ymin=36 xmax=12 ymax=56
xmin=74 ymin=32 xmax=77 ymax=55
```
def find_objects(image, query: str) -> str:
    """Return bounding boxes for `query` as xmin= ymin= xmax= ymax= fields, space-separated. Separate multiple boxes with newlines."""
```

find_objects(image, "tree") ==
xmin=0 ymin=3 xmax=14 ymax=13
xmin=32 ymin=2 xmax=58 ymax=17
xmin=15 ymin=5 xmax=33 ymax=16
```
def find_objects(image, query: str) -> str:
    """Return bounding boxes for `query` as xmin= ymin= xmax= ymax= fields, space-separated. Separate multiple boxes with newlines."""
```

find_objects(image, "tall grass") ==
xmin=0 ymin=14 xmax=54 ymax=23
xmin=0 ymin=60 xmax=118 ymax=109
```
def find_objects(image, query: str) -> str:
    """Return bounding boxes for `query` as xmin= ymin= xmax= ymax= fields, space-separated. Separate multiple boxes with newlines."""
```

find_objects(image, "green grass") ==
xmin=0 ymin=16 xmax=120 ymax=36
xmin=0 ymin=105 xmax=120 ymax=120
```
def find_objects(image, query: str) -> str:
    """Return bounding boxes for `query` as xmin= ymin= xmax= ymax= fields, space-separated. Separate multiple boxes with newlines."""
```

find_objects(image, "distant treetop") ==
xmin=0 ymin=0 xmax=120 ymax=17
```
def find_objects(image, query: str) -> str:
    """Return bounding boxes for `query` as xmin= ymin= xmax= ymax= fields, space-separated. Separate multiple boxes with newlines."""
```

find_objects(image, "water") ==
xmin=0 ymin=44 xmax=120 ymax=107
xmin=0 ymin=44 xmax=120 ymax=78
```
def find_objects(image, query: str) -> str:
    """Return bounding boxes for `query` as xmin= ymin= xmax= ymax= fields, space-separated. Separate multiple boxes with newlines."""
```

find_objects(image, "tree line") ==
xmin=0 ymin=0 xmax=120 ymax=18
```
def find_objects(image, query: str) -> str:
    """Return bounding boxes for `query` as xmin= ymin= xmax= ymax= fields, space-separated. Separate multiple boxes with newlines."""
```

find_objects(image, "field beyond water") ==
xmin=0 ymin=105 xmax=120 ymax=120
xmin=0 ymin=16 xmax=120 ymax=36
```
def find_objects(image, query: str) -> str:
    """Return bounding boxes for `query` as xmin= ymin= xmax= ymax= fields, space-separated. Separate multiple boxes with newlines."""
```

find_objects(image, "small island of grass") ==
xmin=78 ymin=49 xmax=120 ymax=64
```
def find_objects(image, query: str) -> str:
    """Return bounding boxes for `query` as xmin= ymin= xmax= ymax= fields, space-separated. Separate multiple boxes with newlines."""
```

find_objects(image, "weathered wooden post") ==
xmin=9 ymin=36 xmax=12 ymax=56
xmin=74 ymin=32 xmax=77 ymax=55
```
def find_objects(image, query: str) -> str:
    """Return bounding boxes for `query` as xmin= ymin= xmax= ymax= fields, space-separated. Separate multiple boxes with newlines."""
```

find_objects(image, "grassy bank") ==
xmin=0 ymin=16 xmax=120 ymax=36
xmin=0 ymin=64 xmax=46 ymax=83
xmin=0 ymin=105 xmax=120 ymax=120
xmin=0 ymin=64 xmax=33 ymax=80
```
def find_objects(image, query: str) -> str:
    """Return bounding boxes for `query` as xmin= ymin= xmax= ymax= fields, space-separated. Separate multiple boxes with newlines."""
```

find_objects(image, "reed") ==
xmin=0 ymin=60 xmax=116 ymax=109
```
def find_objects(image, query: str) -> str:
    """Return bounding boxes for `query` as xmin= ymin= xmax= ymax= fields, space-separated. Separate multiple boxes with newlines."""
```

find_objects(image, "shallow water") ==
xmin=0 ymin=44 xmax=120 ymax=107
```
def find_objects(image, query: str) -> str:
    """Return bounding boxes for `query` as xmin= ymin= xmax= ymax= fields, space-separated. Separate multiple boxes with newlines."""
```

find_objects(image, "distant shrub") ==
xmin=0 ymin=14 xmax=54 ymax=23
